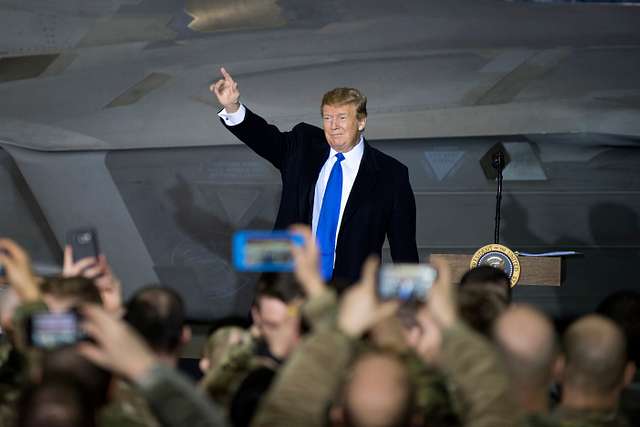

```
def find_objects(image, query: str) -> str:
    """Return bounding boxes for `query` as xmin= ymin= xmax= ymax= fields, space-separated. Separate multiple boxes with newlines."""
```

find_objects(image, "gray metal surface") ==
xmin=1 ymin=0 xmax=640 ymax=320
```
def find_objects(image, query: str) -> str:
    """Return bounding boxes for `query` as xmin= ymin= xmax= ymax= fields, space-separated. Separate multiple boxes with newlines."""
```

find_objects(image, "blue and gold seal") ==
xmin=470 ymin=244 xmax=521 ymax=287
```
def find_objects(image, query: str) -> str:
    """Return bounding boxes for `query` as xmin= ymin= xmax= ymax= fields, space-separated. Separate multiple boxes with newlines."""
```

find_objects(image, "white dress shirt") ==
xmin=311 ymin=138 xmax=364 ymax=252
xmin=218 ymin=104 xmax=365 ymax=265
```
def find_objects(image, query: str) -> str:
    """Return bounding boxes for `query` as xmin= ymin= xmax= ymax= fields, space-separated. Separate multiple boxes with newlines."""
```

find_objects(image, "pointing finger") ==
xmin=220 ymin=67 xmax=234 ymax=83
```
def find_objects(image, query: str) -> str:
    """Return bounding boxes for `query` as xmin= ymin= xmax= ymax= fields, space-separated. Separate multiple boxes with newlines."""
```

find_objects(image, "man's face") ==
xmin=322 ymin=103 xmax=366 ymax=153
xmin=253 ymin=296 xmax=289 ymax=336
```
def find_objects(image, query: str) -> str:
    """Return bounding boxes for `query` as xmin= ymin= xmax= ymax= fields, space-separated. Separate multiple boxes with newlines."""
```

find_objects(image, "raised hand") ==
xmin=289 ymin=224 xmax=326 ymax=298
xmin=210 ymin=67 xmax=240 ymax=112
xmin=425 ymin=256 xmax=457 ymax=328
xmin=63 ymin=246 xmax=123 ymax=316
xmin=405 ymin=257 xmax=457 ymax=365
xmin=0 ymin=238 xmax=40 ymax=302
xmin=77 ymin=304 xmax=157 ymax=383
xmin=337 ymin=256 xmax=400 ymax=338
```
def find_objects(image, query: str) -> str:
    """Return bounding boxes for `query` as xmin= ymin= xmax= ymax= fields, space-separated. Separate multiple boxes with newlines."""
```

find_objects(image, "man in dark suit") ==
xmin=211 ymin=68 xmax=418 ymax=283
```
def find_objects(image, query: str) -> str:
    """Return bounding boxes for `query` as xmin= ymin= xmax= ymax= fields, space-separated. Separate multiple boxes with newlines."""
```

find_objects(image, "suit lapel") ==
xmin=338 ymin=141 xmax=378 ymax=236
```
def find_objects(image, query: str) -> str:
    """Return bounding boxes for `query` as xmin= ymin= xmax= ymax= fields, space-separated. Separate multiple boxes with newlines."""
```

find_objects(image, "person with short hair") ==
xmin=459 ymin=265 xmax=512 ymax=302
xmin=550 ymin=315 xmax=636 ymax=426
xmin=211 ymin=68 xmax=418 ymax=284
xmin=124 ymin=286 xmax=190 ymax=366
xmin=493 ymin=305 xmax=559 ymax=414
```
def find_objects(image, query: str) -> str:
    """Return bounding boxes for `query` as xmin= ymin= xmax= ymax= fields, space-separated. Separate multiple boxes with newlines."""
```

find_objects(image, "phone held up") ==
xmin=378 ymin=263 xmax=438 ymax=302
xmin=66 ymin=228 xmax=100 ymax=262
xmin=25 ymin=310 xmax=87 ymax=349
xmin=233 ymin=231 xmax=304 ymax=272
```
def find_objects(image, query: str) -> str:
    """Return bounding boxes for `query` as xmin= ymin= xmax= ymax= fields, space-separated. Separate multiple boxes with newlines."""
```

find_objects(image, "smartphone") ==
xmin=66 ymin=228 xmax=100 ymax=262
xmin=378 ymin=264 xmax=437 ymax=302
xmin=25 ymin=311 xmax=86 ymax=349
xmin=233 ymin=231 xmax=304 ymax=272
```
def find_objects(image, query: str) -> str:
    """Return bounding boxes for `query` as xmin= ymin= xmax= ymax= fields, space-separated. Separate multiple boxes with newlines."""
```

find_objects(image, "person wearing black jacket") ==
xmin=211 ymin=68 xmax=418 ymax=283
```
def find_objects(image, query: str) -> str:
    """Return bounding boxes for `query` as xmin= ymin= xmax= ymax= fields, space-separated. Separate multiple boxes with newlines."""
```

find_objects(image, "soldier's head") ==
xmin=124 ymin=285 xmax=190 ymax=363
xmin=40 ymin=276 xmax=102 ymax=312
xmin=459 ymin=266 xmax=511 ymax=302
xmin=17 ymin=377 xmax=96 ymax=427
xmin=321 ymin=88 xmax=367 ymax=153
xmin=251 ymin=273 xmax=304 ymax=341
xmin=40 ymin=346 xmax=112 ymax=410
xmin=493 ymin=304 xmax=559 ymax=413
xmin=458 ymin=286 xmax=508 ymax=338
xmin=561 ymin=315 xmax=636 ymax=406
xmin=334 ymin=351 xmax=415 ymax=427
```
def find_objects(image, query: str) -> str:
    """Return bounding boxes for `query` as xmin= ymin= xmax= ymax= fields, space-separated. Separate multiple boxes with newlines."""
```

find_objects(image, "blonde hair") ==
xmin=321 ymin=87 xmax=367 ymax=120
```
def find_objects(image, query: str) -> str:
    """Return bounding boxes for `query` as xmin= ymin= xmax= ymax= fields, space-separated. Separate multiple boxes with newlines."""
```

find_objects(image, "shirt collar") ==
xmin=329 ymin=135 xmax=365 ymax=162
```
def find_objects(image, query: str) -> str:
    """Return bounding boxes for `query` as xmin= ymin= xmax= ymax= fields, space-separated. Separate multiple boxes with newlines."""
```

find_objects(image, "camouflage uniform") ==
xmin=200 ymin=332 xmax=259 ymax=407
xmin=526 ymin=407 xmax=632 ymax=427
xmin=251 ymin=320 xmax=519 ymax=427
xmin=301 ymin=289 xmax=338 ymax=331
xmin=99 ymin=378 xmax=161 ymax=427
xmin=136 ymin=364 xmax=228 ymax=427
xmin=0 ymin=300 xmax=48 ymax=427
xmin=0 ymin=341 xmax=26 ymax=427
xmin=620 ymin=382 xmax=640 ymax=426
xmin=303 ymin=289 xmax=462 ymax=426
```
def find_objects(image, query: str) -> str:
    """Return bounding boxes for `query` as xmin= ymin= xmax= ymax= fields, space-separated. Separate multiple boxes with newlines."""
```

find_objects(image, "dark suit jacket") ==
xmin=222 ymin=107 xmax=419 ymax=283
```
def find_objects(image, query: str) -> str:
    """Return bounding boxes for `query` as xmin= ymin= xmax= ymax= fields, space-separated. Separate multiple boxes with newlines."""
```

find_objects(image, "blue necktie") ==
xmin=316 ymin=153 xmax=345 ymax=281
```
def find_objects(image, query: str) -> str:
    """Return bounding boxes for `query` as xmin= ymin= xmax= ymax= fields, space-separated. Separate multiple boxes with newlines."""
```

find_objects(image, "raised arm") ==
xmin=407 ymin=258 xmax=520 ymax=427
xmin=209 ymin=67 xmax=298 ymax=170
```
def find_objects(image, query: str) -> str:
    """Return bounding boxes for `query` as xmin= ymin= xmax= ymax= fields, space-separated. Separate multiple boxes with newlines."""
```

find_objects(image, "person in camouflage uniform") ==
xmin=527 ymin=315 xmax=635 ymax=427
xmin=252 ymin=252 xmax=521 ymax=427
xmin=199 ymin=326 xmax=259 ymax=407
xmin=493 ymin=304 xmax=560 ymax=415
xmin=200 ymin=272 xmax=304 ymax=424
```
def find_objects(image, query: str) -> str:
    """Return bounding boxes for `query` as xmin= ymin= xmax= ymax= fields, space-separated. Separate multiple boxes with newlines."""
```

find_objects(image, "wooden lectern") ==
xmin=433 ymin=254 xmax=562 ymax=287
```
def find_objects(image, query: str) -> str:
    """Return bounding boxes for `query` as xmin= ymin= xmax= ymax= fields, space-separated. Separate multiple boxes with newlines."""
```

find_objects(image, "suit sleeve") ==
xmin=219 ymin=107 xmax=296 ymax=171
xmin=387 ymin=165 xmax=419 ymax=263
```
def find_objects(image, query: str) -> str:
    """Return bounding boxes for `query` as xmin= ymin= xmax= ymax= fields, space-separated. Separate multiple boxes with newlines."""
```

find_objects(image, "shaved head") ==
xmin=494 ymin=305 xmax=558 ymax=388
xmin=343 ymin=352 xmax=414 ymax=427
xmin=563 ymin=315 xmax=628 ymax=394
xmin=493 ymin=305 xmax=558 ymax=413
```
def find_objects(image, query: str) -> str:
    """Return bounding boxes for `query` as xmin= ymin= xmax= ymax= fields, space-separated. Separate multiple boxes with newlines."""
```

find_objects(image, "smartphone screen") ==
xmin=233 ymin=231 xmax=304 ymax=272
xmin=66 ymin=228 xmax=100 ymax=262
xmin=27 ymin=312 xmax=85 ymax=349
xmin=378 ymin=264 xmax=437 ymax=302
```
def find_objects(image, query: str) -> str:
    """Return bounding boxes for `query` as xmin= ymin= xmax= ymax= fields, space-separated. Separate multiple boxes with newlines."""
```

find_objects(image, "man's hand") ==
xmin=63 ymin=247 xmax=123 ymax=316
xmin=405 ymin=257 xmax=457 ymax=365
xmin=337 ymin=256 xmax=400 ymax=338
xmin=0 ymin=238 xmax=40 ymax=302
xmin=210 ymin=67 xmax=240 ymax=113
xmin=289 ymin=224 xmax=326 ymax=298
xmin=77 ymin=304 xmax=157 ymax=383
xmin=426 ymin=256 xmax=456 ymax=328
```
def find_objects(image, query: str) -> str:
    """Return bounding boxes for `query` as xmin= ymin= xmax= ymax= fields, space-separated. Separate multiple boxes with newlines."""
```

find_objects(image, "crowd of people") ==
xmin=0 ymin=225 xmax=638 ymax=427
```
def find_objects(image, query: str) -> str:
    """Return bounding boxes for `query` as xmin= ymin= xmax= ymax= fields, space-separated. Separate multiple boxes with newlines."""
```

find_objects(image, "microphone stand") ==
xmin=493 ymin=151 xmax=504 ymax=244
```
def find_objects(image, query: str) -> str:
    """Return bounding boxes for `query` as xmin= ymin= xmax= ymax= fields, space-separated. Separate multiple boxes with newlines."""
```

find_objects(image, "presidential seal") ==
xmin=470 ymin=244 xmax=521 ymax=287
